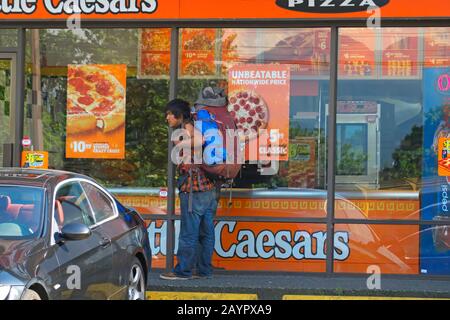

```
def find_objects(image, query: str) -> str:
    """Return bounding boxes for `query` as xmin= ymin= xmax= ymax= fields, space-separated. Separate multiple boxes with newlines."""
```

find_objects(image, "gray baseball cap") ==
xmin=195 ymin=86 xmax=227 ymax=107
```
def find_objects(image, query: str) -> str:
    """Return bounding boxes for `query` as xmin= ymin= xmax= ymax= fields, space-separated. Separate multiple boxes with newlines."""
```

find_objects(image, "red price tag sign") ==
xmin=159 ymin=188 xmax=168 ymax=198
xmin=22 ymin=136 xmax=31 ymax=147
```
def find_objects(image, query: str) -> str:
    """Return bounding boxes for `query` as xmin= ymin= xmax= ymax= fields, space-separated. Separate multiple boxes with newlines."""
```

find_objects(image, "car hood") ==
xmin=0 ymin=239 xmax=36 ymax=270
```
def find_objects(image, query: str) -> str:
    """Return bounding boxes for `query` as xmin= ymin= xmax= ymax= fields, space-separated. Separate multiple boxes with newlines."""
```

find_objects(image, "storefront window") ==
xmin=24 ymin=28 xmax=170 ymax=188
xmin=0 ymin=29 xmax=17 ymax=47
xmin=336 ymin=27 xmax=429 ymax=221
xmin=178 ymin=28 xmax=331 ymax=218
xmin=334 ymin=27 xmax=450 ymax=276
xmin=14 ymin=25 xmax=449 ymax=276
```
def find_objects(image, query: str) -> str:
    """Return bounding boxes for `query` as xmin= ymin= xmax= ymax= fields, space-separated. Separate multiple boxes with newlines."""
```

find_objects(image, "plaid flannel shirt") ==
xmin=178 ymin=164 xmax=215 ymax=193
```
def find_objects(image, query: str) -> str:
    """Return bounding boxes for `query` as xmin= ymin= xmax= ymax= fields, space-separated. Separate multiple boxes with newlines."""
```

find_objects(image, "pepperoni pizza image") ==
xmin=227 ymin=90 xmax=269 ymax=135
xmin=67 ymin=65 xmax=126 ymax=135
xmin=184 ymin=61 xmax=215 ymax=76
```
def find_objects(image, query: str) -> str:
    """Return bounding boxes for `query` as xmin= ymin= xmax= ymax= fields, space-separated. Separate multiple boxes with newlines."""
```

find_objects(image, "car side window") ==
xmin=55 ymin=181 xmax=96 ymax=230
xmin=81 ymin=182 xmax=116 ymax=223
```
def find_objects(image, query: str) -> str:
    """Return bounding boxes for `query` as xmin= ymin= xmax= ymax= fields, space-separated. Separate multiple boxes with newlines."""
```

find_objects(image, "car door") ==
xmin=51 ymin=180 xmax=113 ymax=300
xmin=80 ymin=181 xmax=132 ymax=300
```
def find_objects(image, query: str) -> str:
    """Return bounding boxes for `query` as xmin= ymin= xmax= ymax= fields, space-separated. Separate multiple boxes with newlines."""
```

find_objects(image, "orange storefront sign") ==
xmin=145 ymin=219 xmax=419 ymax=274
xmin=115 ymin=194 xmax=421 ymax=273
xmin=1 ymin=0 xmax=449 ymax=20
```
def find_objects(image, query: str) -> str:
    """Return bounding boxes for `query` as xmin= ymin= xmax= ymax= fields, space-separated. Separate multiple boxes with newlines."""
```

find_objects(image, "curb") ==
xmin=146 ymin=291 xmax=450 ymax=300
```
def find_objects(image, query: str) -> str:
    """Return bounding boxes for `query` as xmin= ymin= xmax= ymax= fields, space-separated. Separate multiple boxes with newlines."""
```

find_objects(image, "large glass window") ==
xmin=336 ymin=27 xmax=425 ymax=221
xmin=24 ymin=29 xmax=170 ymax=188
xmin=16 ymin=25 xmax=450 ymax=275
xmin=178 ymin=28 xmax=331 ymax=219
xmin=335 ymin=27 xmax=450 ymax=275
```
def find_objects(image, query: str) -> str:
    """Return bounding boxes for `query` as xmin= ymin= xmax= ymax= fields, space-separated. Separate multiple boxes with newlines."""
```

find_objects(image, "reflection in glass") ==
xmin=24 ymin=29 xmax=169 ymax=188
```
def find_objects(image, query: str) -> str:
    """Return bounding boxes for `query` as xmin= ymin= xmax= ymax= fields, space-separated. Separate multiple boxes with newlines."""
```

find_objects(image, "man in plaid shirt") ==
xmin=160 ymin=93 xmax=223 ymax=280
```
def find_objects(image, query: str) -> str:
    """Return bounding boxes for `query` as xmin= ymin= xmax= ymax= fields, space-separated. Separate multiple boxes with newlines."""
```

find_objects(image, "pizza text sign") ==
xmin=228 ymin=64 xmax=290 ymax=161
xmin=66 ymin=64 xmax=127 ymax=159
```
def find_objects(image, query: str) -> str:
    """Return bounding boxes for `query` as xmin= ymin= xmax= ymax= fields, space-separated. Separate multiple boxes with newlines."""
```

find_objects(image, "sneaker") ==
xmin=159 ymin=272 xmax=192 ymax=280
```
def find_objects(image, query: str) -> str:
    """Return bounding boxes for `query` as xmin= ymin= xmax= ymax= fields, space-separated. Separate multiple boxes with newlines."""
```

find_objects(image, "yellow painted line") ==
xmin=283 ymin=295 xmax=450 ymax=300
xmin=147 ymin=291 xmax=258 ymax=300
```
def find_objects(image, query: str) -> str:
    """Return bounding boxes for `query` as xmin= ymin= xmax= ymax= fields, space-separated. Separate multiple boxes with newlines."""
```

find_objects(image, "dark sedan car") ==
xmin=0 ymin=168 xmax=151 ymax=300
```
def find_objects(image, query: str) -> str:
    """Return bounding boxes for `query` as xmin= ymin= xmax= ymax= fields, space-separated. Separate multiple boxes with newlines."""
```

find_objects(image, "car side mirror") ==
xmin=60 ymin=223 xmax=91 ymax=241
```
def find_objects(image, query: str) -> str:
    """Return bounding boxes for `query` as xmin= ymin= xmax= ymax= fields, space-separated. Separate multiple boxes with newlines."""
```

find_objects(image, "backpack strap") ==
xmin=228 ymin=179 xmax=233 ymax=209
xmin=188 ymin=166 xmax=193 ymax=214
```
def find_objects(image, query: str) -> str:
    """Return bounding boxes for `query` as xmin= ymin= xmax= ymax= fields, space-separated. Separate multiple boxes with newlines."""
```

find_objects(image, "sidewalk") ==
xmin=146 ymin=271 xmax=450 ymax=300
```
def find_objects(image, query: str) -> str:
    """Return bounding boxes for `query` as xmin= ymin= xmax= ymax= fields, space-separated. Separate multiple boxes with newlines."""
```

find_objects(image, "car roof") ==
xmin=0 ymin=168 xmax=94 ymax=188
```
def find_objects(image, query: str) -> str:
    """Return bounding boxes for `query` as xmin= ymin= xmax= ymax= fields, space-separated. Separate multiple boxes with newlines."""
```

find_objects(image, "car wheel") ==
xmin=127 ymin=257 xmax=146 ymax=300
xmin=21 ymin=289 xmax=41 ymax=300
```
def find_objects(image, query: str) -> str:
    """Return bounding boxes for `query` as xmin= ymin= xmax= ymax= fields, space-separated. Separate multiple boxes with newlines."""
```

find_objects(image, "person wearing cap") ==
xmin=160 ymin=87 xmax=224 ymax=280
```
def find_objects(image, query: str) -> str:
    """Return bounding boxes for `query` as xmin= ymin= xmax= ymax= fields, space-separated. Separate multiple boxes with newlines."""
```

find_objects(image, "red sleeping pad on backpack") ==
xmin=193 ymin=105 xmax=242 ymax=180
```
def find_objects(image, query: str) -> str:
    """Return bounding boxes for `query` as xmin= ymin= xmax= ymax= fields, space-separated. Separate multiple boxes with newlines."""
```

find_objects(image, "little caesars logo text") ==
xmin=276 ymin=0 xmax=389 ymax=13
xmin=149 ymin=221 xmax=351 ymax=261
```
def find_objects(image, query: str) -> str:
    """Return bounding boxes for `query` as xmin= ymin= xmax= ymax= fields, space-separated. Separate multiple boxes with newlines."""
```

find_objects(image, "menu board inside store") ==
xmin=424 ymin=27 xmax=450 ymax=68
xmin=137 ymin=28 xmax=448 ymax=80
xmin=220 ymin=29 xmax=259 ymax=77
xmin=339 ymin=28 xmax=377 ymax=78
xmin=260 ymin=29 xmax=331 ymax=78
xmin=138 ymin=29 xmax=171 ymax=79
xmin=381 ymin=28 xmax=420 ymax=78
xmin=179 ymin=29 xmax=218 ymax=78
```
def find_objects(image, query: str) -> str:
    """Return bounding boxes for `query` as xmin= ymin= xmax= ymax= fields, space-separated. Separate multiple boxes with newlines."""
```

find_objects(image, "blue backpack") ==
xmin=194 ymin=109 xmax=227 ymax=165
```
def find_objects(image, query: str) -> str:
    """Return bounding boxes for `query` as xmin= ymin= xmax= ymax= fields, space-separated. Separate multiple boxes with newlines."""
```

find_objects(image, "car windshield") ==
xmin=0 ymin=186 xmax=44 ymax=239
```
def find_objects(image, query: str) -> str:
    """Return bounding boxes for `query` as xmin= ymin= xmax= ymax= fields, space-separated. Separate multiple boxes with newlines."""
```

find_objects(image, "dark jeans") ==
xmin=174 ymin=189 xmax=219 ymax=277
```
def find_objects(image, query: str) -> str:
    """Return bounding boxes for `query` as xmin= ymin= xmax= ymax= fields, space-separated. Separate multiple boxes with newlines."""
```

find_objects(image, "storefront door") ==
xmin=0 ymin=53 xmax=16 ymax=167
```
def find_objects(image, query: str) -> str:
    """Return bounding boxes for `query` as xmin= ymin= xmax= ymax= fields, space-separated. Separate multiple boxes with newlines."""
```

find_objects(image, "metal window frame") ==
xmin=0 ymin=28 xmax=25 ymax=167
xmin=1 ymin=16 xmax=449 ymax=279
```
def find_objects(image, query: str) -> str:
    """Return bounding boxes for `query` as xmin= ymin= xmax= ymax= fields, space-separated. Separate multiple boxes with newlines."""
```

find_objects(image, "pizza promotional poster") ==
xmin=21 ymin=151 xmax=49 ymax=169
xmin=138 ymin=28 xmax=171 ymax=79
xmin=180 ymin=29 xmax=217 ymax=78
xmin=420 ymin=67 xmax=450 ymax=275
xmin=228 ymin=64 xmax=290 ymax=161
xmin=438 ymin=138 xmax=450 ymax=177
xmin=66 ymin=64 xmax=127 ymax=159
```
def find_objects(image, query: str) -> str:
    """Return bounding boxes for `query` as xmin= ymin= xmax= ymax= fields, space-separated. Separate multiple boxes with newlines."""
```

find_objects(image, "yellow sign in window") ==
xmin=21 ymin=151 xmax=49 ymax=169
xmin=438 ymin=138 xmax=450 ymax=176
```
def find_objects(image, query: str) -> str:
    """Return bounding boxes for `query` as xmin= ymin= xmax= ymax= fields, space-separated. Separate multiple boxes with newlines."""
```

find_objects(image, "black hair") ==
xmin=165 ymin=98 xmax=192 ymax=121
